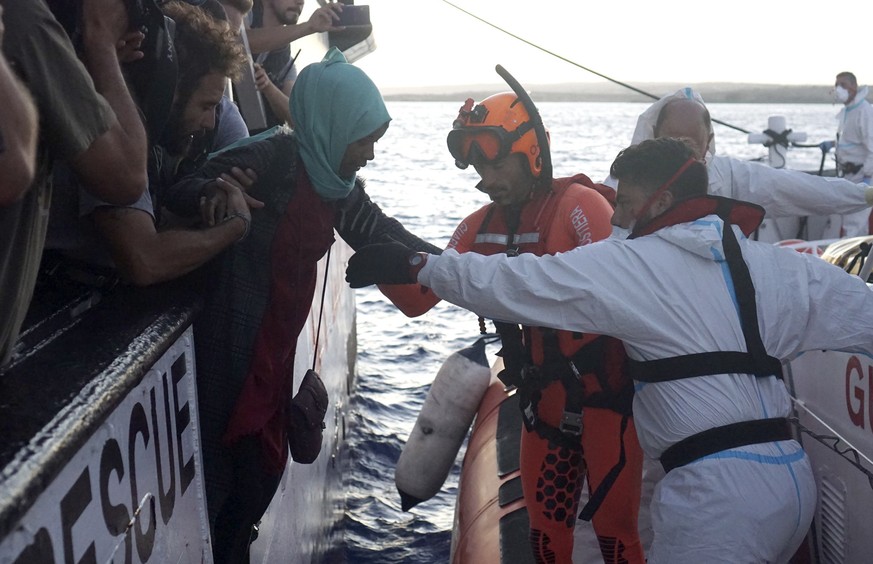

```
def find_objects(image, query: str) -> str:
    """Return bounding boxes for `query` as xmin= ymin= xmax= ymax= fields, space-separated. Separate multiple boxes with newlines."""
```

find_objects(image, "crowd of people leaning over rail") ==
xmin=1 ymin=0 xmax=873 ymax=563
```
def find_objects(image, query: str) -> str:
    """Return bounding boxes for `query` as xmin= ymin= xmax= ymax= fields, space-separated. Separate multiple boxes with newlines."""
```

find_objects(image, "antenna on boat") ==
xmin=495 ymin=64 xmax=553 ymax=184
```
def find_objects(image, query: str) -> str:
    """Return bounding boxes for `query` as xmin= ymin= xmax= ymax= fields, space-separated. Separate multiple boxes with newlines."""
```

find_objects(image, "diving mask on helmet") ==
xmin=447 ymin=123 xmax=534 ymax=168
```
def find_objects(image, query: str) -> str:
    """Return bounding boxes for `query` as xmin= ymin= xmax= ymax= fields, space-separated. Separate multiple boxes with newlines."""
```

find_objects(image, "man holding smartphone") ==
xmin=246 ymin=0 xmax=344 ymax=127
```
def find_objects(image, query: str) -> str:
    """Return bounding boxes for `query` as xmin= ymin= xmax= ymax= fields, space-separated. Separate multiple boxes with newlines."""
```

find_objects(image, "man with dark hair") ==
xmin=246 ymin=0 xmax=342 ymax=127
xmin=609 ymin=135 xmax=708 ymax=216
xmin=45 ymin=0 xmax=254 ymax=287
xmin=346 ymin=136 xmax=873 ymax=563
xmin=158 ymin=0 xmax=248 ymax=159
xmin=599 ymin=89 xmax=873 ymax=561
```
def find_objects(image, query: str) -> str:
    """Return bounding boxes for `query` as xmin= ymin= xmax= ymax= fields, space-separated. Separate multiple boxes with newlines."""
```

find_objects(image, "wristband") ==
xmin=224 ymin=212 xmax=251 ymax=241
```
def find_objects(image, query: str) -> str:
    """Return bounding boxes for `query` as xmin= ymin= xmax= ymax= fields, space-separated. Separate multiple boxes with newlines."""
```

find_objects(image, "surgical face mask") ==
xmin=610 ymin=225 xmax=631 ymax=240
xmin=834 ymin=86 xmax=850 ymax=104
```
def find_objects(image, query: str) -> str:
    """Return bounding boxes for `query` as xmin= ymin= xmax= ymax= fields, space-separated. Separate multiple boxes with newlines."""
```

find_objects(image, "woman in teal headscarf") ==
xmin=165 ymin=48 xmax=439 ymax=563
xmin=292 ymin=47 xmax=391 ymax=199
xmin=214 ymin=46 xmax=392 ymax=199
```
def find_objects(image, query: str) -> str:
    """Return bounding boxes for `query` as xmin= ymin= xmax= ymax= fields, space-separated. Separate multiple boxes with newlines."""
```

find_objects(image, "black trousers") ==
xmin=212 ymin=435 xmax=283 ymax=564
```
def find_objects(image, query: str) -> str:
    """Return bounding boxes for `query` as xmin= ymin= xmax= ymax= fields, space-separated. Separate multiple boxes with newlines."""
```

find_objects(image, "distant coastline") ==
xmin=381 ymin=82 xmax=869 ymax=104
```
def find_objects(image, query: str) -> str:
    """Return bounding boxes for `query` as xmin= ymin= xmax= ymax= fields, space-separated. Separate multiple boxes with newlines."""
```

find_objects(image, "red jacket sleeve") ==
xmin=377 ymin=206 xmax=487 ymax=317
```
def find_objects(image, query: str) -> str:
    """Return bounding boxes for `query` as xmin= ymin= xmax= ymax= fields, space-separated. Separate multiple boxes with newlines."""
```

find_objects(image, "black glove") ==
xmin=345 ymin=242 xmax=421 ymax=288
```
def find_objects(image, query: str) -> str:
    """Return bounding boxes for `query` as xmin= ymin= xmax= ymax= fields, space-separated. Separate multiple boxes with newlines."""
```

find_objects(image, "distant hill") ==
xmin=381 ymin=82 xmax=867 ymax=104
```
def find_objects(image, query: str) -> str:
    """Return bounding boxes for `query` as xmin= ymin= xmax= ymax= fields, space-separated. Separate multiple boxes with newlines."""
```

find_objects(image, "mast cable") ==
xmin=440 ymin=0 xmax=751 ymax=134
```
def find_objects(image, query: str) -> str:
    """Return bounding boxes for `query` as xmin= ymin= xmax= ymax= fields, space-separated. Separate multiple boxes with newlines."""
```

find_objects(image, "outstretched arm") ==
xmin=714 ymin=156 xmax=873 ymax=217
xmin=335 ymin=181 xmax=442 ymax=254
xmin=337 ymin=182 xmax=444 ymax=316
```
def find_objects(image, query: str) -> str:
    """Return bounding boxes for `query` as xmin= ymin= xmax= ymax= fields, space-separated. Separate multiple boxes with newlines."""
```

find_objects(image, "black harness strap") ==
xmin=660 ymin=417 xmax=792 ymax=473
xmin=629 ymin=203 xmax=783 ymax=383
xmin=629 ymin=351 xmax=782 ymax=383
xmin=632 ymin=203 xmax=791 ymax=473
xmin=518 ymin=330 xmax=587 ymax=451
xmin=630 ymin=200 xmax=792 ymax=472
xmin=718 ymin=206 xmax=776 ymax=368
xmin=521 ymin=333 xmax=635 ymax=521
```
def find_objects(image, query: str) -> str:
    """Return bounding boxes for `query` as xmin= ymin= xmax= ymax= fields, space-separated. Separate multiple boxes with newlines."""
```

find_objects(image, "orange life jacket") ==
xmin=463 ymin=176 xmax=629 ymax=409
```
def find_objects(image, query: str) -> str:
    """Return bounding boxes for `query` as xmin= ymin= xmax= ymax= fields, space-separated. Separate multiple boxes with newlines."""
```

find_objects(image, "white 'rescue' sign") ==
xmin=0 ymin=327 xmax=212 ymax=563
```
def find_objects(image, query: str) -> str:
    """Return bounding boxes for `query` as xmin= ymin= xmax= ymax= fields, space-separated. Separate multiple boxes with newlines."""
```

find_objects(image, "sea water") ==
xmin=339 ymin=101 xmax=842 ymax=563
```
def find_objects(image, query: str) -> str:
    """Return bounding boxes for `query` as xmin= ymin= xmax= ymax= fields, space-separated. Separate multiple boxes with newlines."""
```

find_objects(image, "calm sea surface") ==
xmin=339 ymin=101 xmax=840 ymax=563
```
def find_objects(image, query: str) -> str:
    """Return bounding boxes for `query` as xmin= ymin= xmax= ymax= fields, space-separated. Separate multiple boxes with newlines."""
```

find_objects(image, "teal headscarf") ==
xmin=291 ymin=47 xmax=391 ymax=200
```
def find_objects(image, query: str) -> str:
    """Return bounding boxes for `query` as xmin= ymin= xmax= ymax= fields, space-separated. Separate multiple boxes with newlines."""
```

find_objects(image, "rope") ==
xmin=440 ymin=0 xmax=750 ymax=134
xmin=760 ymin=128 xmax=791 ymax=169
xmin=761 ymin=128 xmax=793 ymax=148
xmin=312 ymin=246 xmax=331 ymax=371
xmin=790 ymin=398 xmax=873 ymax=491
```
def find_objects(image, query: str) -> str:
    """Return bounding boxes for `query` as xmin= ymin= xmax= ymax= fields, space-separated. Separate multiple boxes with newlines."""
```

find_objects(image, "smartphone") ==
xmin=335 ymin=4 xmax=370 ymax=27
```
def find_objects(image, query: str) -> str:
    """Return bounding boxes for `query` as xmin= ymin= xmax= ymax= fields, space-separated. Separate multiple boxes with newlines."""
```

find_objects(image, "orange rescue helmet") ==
xmin=447 ymin=92 xmax=549 ymax=178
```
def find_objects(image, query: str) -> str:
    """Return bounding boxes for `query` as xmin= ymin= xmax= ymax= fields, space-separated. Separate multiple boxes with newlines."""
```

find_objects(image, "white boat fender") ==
xmin=395 ymin=336 xmax=492 ymax=511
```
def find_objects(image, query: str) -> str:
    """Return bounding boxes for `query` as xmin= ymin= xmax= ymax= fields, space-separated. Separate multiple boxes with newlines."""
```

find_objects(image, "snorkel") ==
xmin=495 ymin=64 xmax=553 ymax=190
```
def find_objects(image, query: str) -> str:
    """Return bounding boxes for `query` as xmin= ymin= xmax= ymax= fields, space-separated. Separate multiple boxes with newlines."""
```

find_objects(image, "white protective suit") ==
xmin=835 ymin=85 xmax=873 ymax=237
xmin=416 ymin=214 xmax=873 ymax=563
xmin=603 ymin=88 xmax=873 ymax=221
xmin=589 ymin=88 xmax=873 ymax=563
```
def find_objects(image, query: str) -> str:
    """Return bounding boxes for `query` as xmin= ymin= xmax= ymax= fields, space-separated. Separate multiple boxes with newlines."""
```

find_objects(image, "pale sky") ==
xmin=322 ymin=0 xmax=872 ymax=90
